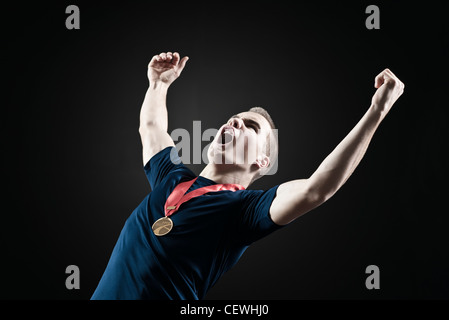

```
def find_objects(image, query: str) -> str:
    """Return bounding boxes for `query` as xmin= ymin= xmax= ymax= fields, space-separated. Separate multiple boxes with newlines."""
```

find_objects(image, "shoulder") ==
xmin=232 ymin=185 xmax=283 ymax=245
xmin=144 ymin=146 xmax=195 ymax=189
xmin=239 ymin=185 xmax=280 ymax=203
xmin=144 ymin=146 xmax=180 ymax=170
xmin=236 ymin=185 xmax=280 ymax=217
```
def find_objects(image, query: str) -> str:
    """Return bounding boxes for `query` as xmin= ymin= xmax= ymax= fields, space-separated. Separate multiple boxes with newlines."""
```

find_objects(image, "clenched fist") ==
xmin=371 ymin=68 xmax=405 ymax=115
xmin=148 ymin=52 xmax=189 ymax=86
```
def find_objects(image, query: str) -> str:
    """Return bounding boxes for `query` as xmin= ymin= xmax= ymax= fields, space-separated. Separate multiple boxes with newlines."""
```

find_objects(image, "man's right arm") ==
xmin=139 ymin=52 xmax=189 ymax=165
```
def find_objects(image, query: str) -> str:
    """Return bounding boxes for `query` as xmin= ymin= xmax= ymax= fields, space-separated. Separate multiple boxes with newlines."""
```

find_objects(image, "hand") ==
xmin=371 ymin=68 xmax=405 ymax=115
xmin=148 ymin=52 xmax=189 ymax=86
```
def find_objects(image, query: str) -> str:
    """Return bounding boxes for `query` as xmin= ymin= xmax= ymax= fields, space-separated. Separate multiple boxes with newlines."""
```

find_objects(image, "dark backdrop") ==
xmin=3 ymin=1 xmax=448 ymax=299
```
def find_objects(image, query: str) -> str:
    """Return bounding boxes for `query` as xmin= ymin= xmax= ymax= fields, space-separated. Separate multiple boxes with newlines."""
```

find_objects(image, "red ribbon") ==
xmin=164 ymin=177 xmax=245 ymax=217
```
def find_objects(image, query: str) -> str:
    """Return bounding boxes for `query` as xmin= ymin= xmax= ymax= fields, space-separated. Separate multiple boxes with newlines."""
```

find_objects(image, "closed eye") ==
xmin=243 ymin=120 xmax=259 ymax=132
xmin=231 ymin=115 xmax=260 ymax=133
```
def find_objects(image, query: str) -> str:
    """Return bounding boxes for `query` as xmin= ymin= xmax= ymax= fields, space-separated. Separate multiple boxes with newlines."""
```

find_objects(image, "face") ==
xmin=207 ymin=111 xmax=273 ymax=170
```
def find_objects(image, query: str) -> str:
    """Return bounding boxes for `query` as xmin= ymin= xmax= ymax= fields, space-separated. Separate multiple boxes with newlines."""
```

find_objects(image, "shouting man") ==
xmin=92 ymin=52 xmax=404 ymax=299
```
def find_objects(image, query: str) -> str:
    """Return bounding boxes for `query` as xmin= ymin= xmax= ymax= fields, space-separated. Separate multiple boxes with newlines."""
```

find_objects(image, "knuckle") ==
xmin=386 ymin=78 xmax=397 ymax=86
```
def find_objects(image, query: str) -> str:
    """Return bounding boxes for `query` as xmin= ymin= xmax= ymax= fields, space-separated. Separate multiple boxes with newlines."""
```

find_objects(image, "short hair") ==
xmin=248 ymin=107 xmax=278 ymax=177
xmin=249 ymin=107 xmax=275 ymax=130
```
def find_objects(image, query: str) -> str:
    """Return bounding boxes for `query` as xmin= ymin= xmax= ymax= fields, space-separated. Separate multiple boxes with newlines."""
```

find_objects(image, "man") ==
xmin=91 ymin=52 xmax=404 ymax=299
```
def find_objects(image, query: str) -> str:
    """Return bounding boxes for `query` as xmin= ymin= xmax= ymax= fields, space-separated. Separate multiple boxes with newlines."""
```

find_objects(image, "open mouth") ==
xmin=218 ymin=126 xmax=234 ymax=146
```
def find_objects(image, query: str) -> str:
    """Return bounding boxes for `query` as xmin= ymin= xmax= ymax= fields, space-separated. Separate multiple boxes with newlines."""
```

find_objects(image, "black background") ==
xmin=3 ymin=1 xmax=448 ymax=300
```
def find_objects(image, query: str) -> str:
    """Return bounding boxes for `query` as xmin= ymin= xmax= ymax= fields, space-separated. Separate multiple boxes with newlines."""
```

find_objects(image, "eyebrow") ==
xmin=231 ymin=115 xmax=261 ymax=131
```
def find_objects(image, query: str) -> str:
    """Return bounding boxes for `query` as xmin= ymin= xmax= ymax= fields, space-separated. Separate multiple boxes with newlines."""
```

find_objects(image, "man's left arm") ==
xmin=270 ymin=69 xmax=405 ymax=225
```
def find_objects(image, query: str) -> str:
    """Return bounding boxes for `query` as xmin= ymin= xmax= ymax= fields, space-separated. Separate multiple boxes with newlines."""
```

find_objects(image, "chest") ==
xmin=150 ymin=191 xmax=240 ymax=229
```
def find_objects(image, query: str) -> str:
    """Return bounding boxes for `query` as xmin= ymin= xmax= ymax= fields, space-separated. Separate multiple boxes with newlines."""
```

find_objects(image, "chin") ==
xmin=207 ymin=143 xmax=231 ymax=166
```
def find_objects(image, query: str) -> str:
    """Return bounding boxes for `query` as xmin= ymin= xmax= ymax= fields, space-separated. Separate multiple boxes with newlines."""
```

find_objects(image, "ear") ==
xmin=254 ymin=154 xmax=270 ymax=169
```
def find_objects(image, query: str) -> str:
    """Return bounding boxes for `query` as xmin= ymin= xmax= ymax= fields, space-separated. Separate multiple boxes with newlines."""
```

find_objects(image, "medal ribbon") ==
xmin=164 ymin=177 xmax=245 ymax=217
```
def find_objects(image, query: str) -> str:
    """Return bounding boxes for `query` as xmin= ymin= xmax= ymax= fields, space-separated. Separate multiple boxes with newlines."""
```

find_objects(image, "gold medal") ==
xmin=156 ymin=177 xmax=245 ymax=237
xmin=152 ymin=217 xmax=173 ymax=236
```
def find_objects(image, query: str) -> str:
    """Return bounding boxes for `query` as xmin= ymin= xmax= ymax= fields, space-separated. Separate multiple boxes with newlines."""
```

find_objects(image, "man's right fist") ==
xmin=371 ymin=68 xmax=405 ymax=115
xmin=148 ymin=52 xmax=189 ymax=85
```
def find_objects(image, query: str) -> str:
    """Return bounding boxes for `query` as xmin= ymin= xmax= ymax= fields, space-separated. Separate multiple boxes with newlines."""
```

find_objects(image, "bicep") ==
xmin=140 ymin=126 xmax=175 ymax=166
xmin=269 ymin=179 xmax=325 ymax=225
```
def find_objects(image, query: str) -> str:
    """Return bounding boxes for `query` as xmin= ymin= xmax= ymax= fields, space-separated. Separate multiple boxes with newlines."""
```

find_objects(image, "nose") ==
xmin=228 ymin=117 xmax=243 ymax=129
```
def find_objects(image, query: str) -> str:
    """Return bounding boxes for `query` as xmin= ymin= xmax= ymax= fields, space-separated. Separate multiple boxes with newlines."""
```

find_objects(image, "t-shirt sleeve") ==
xmin=237 ymin=185 xmax=284 ymax=245
xmin=143 ymin=146 xmax=192 ymax=190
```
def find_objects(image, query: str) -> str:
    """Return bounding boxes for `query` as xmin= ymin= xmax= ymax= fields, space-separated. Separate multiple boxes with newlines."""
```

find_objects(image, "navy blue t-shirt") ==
xmin=91 ymin=147 xmax=282 ymax=300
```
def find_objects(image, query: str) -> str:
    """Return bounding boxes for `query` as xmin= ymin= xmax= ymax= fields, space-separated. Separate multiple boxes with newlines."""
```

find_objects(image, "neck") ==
xmin=199 ymin=163 xmax=253 ymax=189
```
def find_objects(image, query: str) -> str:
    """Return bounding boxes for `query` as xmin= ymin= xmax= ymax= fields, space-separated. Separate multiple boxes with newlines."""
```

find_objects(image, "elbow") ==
xmin=139 ymin=121 xmax=165 ymax=135
xmin=139 ymin=119 xmax=156 ymax=131
xmin=139 ymin=122 xmax=151 ymax=135
xmin=305 ymin=181 xmax=336 ymax=206
xmin=307 ymin=190 xmax=328 ymax=207
xmin=138 ymin=125 xmax=148 ymax=137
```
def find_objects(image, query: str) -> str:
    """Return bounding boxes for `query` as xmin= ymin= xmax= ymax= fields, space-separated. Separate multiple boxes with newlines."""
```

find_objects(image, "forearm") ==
xmin=307 ymin=104 xmax=384 ymax=200
xmin=139 ymin=81 xmax=170 ymax=132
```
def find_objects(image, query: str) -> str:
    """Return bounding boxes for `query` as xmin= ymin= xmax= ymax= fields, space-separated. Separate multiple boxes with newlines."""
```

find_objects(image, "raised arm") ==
xmin=139 ymin=52 xmax=189 ymax=165
xmin=270 ymin=69 xmax=405 ymax=225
